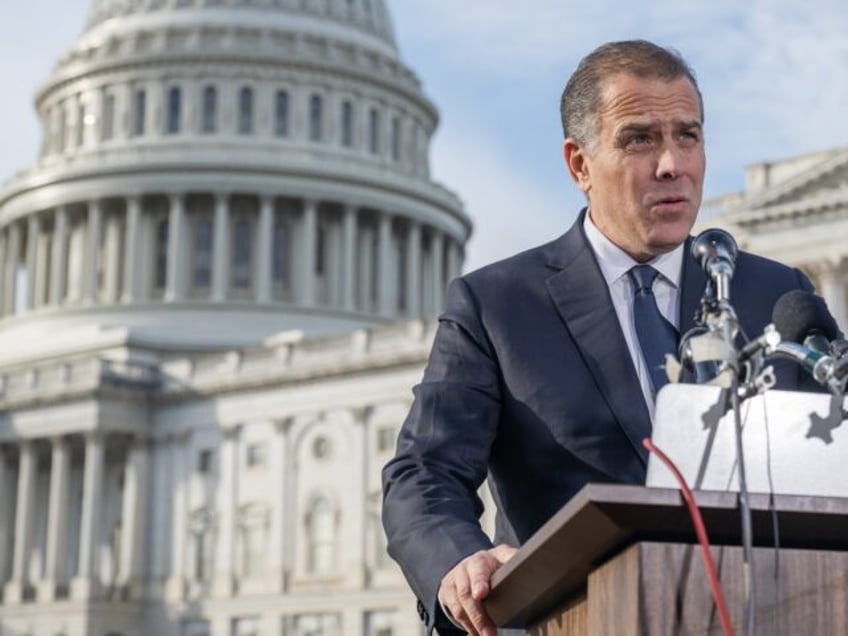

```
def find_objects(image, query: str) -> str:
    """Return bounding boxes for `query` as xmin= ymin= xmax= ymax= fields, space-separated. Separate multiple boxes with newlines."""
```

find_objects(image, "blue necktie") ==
xmin=628 ymin=265 xmax=678 ymax=392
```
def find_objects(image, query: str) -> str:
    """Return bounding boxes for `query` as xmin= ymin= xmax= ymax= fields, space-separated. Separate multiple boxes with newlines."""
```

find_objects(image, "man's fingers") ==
xmin=438 ymin=545 xmax=515 ymax=635
xmin=466 ymin=552 xmax=494 ymax=600
xmin=491 ymin=543 xmax=518 ymax=564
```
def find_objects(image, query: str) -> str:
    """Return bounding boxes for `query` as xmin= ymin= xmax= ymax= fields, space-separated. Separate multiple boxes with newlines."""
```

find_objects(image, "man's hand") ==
xmin=437 ymin=544 xmax=518 ymax=636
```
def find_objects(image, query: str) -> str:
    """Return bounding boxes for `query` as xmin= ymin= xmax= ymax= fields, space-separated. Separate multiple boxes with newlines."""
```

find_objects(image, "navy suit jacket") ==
xmin=381 ymin=213 xmax=817 ymax=633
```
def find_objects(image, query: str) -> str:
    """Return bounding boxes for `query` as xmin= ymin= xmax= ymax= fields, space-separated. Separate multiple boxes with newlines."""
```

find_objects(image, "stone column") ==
xmin=213 ymin=426 xmax=240 ymax=598
xmin=38 ymin=436 xmax=70 ymax=602
xmin=358 ymin=226 xmax=375 ymax=313
xmin=71 ymin=433 xmax=104 ymax=600
xmin=447 ymin=238 xmax=463 ymax=284
xmin=165 ymin=434 xmax=189 ymax=601
xmin=49 ymin=206 xmax=69 ymax=306
xmin=4 ymin=441 xmax=37 ymax=603
xmin=122 ymin=196 xmax=141 ymax=303
xmin=25 ymin=215 xmax=39 ymax=311
xmin=342 ymin=205 xmax=357 ymax=312
xmin=102 ymin=213 xmax=123 ymax=303
xmin=148 ymin=436 xmax=174 ymax=598
xmin=346 ymin=410 xmax=367 ymax=588
xmin=83 ymin=201 xmax=103 ymax=304
xmin=405 ymin=221 xmax=421 ymax=318
xmin=817 ymin=260 xmax=848 ymax=333
xmin=256 ymin=195 xmax=274 ymax=303
xmin=212 ymin=193 xmax=229 ymax=302
xmin=165 ymin=193 xmax=186 ymax=302
xmin=378 ymin=213 xmax=394 ymax=317
xmin=430 ymin=230 xmax=445 ymax=314
xmin=0 ymin=230 xmax=7 ymax=316
xmin=118 ymin=437 xmax=149 ymax=598
xmin=299 ymin=200 xmax=317 ymax=306
xmin=0 ymin=448 xmax=13 ymax=588
xmin=268 ymin=420 xmax=287 ymax=594
xmin=282 ymin=418 xmax=297 ymax=592
xmin=4 ymin=222 xmax=20 ymax=314
xmin=34 ymin=219 xmax=51 ymax=308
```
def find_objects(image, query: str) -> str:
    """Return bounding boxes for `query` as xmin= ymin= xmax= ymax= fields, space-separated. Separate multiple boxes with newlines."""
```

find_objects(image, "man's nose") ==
xmin=656 ymin=144 xmax=681 ymax=180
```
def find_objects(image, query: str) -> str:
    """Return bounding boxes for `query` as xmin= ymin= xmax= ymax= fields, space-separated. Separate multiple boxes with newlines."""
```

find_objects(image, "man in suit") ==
xmin=381 ymin=40 xmax=820 ymax=635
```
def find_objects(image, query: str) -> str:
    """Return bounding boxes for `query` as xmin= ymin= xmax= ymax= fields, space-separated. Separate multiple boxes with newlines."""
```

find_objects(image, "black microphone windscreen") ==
xmin=772 ymin=290 xmax=839 ymax=344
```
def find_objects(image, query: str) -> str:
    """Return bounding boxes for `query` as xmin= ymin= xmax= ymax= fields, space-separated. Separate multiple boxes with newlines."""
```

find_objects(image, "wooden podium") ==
xmin=484 ymin=484 xmax=848 ymax=635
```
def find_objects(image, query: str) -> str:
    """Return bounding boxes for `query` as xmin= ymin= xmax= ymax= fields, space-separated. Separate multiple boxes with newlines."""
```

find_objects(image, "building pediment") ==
xmin=739 ymin=147 xmax=848 ymax=212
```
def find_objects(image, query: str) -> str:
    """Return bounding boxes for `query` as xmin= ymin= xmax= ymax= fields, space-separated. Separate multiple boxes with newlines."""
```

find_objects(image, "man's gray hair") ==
xmin=560 ymin=40 xmax=703 ymax=151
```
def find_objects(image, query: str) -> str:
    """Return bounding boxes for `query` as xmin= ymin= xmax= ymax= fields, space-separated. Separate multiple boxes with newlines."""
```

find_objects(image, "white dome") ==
xmin=82 ymin=0 xmax=397 ymax=53
xmin=0 ymin=0 xmax=468 ymax=353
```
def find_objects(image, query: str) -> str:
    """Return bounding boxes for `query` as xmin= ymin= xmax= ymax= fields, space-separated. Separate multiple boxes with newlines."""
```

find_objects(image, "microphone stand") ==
xmin=678 ymin=228 xmax=767 ymax=635
xmin=695 ymin=271 xmax=757 ymax=636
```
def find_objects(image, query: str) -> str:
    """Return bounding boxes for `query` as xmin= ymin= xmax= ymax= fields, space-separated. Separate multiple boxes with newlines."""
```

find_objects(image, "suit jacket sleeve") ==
xmin=382 ymin=276 xmax=503 ymax=632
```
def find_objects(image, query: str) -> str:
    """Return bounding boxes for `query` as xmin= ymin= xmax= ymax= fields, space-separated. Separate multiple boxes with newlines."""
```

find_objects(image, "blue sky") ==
xmin=2 ymin=1 xmax=848 ymax=271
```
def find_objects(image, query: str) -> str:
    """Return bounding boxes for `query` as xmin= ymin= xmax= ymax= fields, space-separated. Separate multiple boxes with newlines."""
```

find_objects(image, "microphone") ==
xmin=771 ymin=290 xmax=846 ymax=392
xmin=691 ymin=229 xmax=738 ymax=303
xmin=771 ymin=289 xmax=841 ymax=352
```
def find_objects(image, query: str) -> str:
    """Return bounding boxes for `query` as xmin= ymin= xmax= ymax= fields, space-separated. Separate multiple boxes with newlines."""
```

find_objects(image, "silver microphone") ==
xmin=691 ymin=228 xmax=738 ymax=303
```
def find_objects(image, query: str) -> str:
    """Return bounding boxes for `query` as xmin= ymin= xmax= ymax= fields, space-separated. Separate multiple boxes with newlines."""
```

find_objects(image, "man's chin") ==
xmin=647 ymin=231 xmax=691 ymax=256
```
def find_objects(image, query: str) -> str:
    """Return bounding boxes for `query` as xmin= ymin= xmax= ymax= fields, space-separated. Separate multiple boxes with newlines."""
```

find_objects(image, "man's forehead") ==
xmin=596 ymin=74 xmax=703 ymax=122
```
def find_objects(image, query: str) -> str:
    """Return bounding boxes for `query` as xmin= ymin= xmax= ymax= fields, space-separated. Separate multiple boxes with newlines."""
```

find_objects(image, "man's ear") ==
xmin=564 ymin=138 xmax=591 ymax=193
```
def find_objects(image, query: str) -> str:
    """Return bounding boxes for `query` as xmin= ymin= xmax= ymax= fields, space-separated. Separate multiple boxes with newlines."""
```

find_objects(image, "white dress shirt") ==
xmin=582 ymin=212 xmax=684 ymax=419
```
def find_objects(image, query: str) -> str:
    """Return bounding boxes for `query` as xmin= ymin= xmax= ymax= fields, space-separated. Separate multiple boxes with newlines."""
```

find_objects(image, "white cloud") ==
xmin=393 ymin=0 xmax=848 ymax=216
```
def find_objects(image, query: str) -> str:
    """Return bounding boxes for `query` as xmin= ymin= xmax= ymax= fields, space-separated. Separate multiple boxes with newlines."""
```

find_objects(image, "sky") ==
xmin=1 ymin=2 xmax=847 ymax=271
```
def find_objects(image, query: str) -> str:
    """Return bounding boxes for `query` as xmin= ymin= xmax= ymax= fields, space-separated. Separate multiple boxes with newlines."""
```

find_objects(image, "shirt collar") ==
xmin=583 ymin=210 xmax=684 ymax=288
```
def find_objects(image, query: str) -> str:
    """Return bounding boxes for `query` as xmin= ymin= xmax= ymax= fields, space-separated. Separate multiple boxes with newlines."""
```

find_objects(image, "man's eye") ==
xmin=628 ymin=134 xmax=651 ymax=146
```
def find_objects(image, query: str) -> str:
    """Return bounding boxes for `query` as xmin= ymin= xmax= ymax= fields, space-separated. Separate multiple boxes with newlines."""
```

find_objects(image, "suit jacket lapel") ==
xmin=544 ymin=214 xmax=652 ymax=466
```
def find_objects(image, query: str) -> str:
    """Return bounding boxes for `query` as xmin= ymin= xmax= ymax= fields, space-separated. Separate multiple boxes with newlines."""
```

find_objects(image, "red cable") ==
xmin=643 ymin=437 xmax=734 ymax=636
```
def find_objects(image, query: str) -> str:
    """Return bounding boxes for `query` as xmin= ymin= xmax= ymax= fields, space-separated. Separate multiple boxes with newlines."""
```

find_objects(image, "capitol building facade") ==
xmin=0 ymin=1 xmax=472 ymax=635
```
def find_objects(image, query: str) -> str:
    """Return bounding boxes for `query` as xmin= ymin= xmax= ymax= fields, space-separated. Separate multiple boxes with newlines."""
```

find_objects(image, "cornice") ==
xmin=0 ymin=318 xmax=436 ymax=410
xmin=0 ymin=149 xmax=469 ymax=237
xmin=158 ymin=318 xmax=436 ymax=402
xmin=721 ymin=187 xmax=848 ymax=230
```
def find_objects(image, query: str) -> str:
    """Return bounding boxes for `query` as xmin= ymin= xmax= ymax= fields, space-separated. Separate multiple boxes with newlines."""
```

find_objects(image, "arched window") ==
xmin=192 ymin=217 xmax=212 ymax=289
xmin=238 ymin=87 xmax=254 ymax=134
xmin=155 ymin=218 xmax=169 ymax=290
xmin=307 ymin=497 xmax=335 ymax=574
xmin=202 ymin=86 xmax=217 ymax=134
xmin=189 ymin=509 xmax=214 ymax=586
xmin=167 ymin=86 xmax=181 ymax=134
xmin=274 ymin=90 xmax=289 ymax=137
xmin=232 ymin=218 xmax=252 ymax=289
xmin=133 ymin=89 xmax=146 ymax=136
xmin=369 ymin=107 xmax=380 ymax=154
xmin=341 ymin=100 xmax=354 ymax=148
xmin=240 ymin=520 xmax=267 ymax=579
xmin=309 ymin=94 xmax=323 ymax=142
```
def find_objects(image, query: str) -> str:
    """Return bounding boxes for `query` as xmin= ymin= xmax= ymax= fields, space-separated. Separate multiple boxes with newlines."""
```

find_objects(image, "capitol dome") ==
xmin=0 ymin=0 xmax=469 ymax=358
